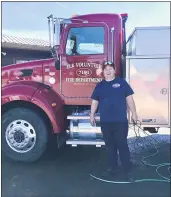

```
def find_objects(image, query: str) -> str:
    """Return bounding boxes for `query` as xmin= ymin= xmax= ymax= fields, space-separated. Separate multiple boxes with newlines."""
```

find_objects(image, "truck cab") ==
xmin=1 ymin=13 xmax=170 ymax=162
xmin=46 ymin=13 xmax=128 ymax=145
xmin=47 ymin=13 xmax=127 ymax=104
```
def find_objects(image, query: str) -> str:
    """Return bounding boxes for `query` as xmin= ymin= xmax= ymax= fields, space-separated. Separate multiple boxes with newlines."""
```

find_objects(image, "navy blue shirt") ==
xmin=91 ymin=77 xmax=134 ymax=123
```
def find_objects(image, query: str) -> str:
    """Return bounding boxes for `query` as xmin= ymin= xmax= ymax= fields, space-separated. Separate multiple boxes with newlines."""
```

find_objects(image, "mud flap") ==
xmin=56 ymin=131 xmax=69 ymax=148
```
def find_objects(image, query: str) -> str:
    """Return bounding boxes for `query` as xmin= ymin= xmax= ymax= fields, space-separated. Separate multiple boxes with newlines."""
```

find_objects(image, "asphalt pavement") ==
xmin=2 ymin=129 xmax=170 ymax=197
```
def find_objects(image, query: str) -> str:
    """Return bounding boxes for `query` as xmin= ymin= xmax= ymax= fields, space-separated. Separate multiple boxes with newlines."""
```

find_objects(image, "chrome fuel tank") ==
xmin=69 ymin=119 xmax=102 ymax=140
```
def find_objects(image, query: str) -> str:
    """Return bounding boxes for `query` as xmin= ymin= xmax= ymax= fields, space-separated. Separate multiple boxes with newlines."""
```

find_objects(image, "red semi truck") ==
xmin=2 ymin=13 xmax=170 ymax=162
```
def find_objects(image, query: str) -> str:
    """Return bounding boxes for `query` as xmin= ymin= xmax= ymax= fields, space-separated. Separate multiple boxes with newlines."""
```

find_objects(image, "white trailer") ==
xmin=126 ymin=26 xmax=170 ymax=132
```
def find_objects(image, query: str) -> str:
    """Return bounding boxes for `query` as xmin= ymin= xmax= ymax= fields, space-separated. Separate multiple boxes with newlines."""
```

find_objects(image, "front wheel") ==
xmin=2 ymin=107 xmax=48 ymax=162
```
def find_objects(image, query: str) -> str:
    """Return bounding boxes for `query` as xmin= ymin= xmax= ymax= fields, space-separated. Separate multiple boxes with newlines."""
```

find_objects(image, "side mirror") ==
xmin=47 ymin=15 xmax=60 ymax=47
xmin=55 ymin=59 xmax=60 ymax=70
xmin=50 ymin=45 xmax=60 ymax=70
xmin=50 ymin=45 xmax=58 ymax=58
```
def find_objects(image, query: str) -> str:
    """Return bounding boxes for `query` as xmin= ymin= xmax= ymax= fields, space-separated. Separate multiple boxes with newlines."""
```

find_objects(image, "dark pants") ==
xmin=101 ymin=122 xmax=132 ymax=173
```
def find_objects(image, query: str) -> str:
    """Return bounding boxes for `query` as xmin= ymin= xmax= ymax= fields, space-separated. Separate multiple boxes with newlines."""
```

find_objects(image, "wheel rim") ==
xmin=5 ymin=120 xmax=36 ymax=153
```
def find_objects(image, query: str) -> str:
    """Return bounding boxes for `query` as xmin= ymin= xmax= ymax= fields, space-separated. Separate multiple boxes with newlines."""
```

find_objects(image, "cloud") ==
xmin=2 ymin=2 xmax=170 ymax=41
xmin=126 ymin=2 xmax=170 ymax=39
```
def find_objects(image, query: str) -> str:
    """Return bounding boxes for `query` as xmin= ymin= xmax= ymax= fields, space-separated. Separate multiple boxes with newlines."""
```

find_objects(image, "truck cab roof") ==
xmin=70 ymin=13 xmax=122 ymax=23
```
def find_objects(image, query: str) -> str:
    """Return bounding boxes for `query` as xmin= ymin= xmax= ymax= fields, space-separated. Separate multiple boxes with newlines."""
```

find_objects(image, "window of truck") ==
xmin=66 ymin=26 xmax=104 ymax=55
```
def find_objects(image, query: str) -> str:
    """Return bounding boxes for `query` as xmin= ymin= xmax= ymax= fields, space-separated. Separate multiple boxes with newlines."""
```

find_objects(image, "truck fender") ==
xmin=2 ymin=81 xmax=41 ymax=105
xmin=31 ymin=85 xmax=65 ymax=134
xmin=2 ymin=82 xmax=65 ymax=134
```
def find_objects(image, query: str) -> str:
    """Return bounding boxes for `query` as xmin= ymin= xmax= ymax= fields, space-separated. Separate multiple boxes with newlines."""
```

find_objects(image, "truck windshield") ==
xmin=66 ymin=26 xmax=104 ymax=55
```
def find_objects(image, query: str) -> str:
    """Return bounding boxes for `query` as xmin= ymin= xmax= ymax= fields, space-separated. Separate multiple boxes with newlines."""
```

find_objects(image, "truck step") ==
xmin=66 ymin=139 xmax=105 ymax=147
xmin=67 ymin=115 xmax=100 ymax=120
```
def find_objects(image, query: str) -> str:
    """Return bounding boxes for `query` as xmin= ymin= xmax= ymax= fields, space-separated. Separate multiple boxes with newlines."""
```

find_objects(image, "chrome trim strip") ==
xmin=111 ymin=27 xmax=114 ymax=62
xmin=126 ymin=55 xmax=170 ymax=59
xmin=66 ymin=139 xmax=105 ymax=145
xmin=137 ymin=124 xmax=170 ymax=128
xmin=67 ymin=115 xmax=100 ymax=120
xmin=59 ymin=55 xmax=62 ymax=92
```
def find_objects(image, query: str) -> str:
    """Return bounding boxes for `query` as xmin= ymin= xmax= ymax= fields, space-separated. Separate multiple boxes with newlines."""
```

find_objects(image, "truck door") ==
xmin=60 ymin=22 xmax=109 ymax=98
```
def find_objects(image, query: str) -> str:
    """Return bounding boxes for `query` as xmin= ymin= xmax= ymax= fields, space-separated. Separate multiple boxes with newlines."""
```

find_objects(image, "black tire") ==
xmin=2 ymin=107 xmax=48 ymax=162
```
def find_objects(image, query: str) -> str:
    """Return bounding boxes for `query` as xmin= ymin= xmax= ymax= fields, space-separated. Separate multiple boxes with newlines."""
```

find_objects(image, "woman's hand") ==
xmin=131 ymin=113 xmax=138 ymax=124
xmin=90 ymin=114 xmax=96 ymax=126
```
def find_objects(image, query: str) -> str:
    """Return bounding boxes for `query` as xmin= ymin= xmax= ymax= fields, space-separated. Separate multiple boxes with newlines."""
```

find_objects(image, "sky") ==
xmin=2 ymin=1 xmax=170 ymax=41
